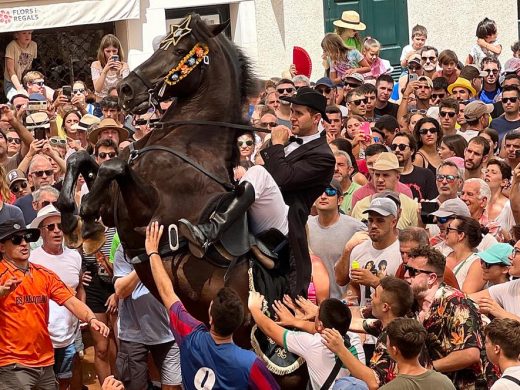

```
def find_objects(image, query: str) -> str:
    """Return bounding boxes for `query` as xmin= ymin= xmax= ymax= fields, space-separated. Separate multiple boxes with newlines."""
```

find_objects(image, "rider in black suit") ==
xmin=179 ymin=87 xmax=335 ymax=296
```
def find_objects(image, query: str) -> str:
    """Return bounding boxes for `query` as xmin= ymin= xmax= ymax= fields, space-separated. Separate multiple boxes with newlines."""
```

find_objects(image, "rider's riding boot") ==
xmin=179 ymin=181 xmax=255 ymax=257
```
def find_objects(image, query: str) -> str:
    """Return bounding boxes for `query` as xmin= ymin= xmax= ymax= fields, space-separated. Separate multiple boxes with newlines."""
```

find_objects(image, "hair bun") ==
xmin=480 ymin=225 xmax=490 ymax=235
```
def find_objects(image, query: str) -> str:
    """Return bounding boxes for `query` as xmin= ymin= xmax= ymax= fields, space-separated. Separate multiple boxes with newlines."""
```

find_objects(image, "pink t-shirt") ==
xmin=351 ymin=182 xmax=413 ymax=208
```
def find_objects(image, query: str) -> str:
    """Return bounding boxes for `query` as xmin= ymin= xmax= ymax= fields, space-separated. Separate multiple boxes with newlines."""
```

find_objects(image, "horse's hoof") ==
xmin=82 ymin=230 xmax=106 ymax=255
xmin=64 ymin=218 xmax=84 ymax=249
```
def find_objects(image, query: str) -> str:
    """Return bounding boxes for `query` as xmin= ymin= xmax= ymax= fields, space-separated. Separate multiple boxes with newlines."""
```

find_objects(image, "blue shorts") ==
xmin=53 ymin=343 xmax=76 ymax=379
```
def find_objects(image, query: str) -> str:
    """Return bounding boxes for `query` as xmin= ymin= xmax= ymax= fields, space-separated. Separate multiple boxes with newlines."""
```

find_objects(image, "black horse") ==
xmin=57 ymin=13 xmax=308 ymax=388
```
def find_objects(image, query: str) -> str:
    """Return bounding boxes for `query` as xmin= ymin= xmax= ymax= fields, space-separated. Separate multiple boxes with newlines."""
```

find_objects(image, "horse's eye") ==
xmin=174 ymin=48 xmax=187 ymax=56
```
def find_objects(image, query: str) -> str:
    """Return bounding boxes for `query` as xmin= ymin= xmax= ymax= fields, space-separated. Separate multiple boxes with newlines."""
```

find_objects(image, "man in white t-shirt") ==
xmin=29 ymin=205 xmax=83 ymax=388
xmin=485 ymin=318 xmax=520 ymax=389
xmin=336 ymin=197 xmax=402 ymax=306
xmin=470 ymin=240 xmax=520 ymax=321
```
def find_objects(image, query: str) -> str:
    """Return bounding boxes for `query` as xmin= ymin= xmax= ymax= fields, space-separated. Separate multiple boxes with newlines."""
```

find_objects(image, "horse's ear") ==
xmin=207 ymin=19 xmax=230 ymax=37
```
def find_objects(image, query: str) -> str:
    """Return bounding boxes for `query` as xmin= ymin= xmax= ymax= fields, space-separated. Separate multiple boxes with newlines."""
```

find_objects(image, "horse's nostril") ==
xmin=120 ymin=84 xmax=133 ymax=97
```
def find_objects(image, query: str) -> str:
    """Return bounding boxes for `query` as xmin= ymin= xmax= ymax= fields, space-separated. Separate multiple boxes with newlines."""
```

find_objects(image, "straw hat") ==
xmin=333 ymin=11 xmax=366 ymax=31
xmin=87 ymin=118 xmax=128 ymax=144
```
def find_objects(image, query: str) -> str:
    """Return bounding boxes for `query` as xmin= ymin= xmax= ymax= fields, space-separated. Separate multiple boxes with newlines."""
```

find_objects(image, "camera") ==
xmin=27 ymin=100 xmax=47 ymax=112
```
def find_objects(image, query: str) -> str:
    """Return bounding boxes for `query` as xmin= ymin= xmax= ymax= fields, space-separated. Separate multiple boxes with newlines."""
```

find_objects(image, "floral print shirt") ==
xmin=363 ymin=319 xmax=397 ymax=386
xmin=418 ymin=283 xmax=497 ymax=390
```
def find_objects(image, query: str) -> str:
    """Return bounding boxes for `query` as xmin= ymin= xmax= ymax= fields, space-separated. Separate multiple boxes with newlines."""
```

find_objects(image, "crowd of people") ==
xmin=2 ymin=9 xmax=520 ymax=390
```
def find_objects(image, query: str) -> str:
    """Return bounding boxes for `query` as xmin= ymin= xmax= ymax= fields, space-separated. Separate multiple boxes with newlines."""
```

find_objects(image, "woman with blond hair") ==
xmin=91 ymin=34 xmax=129 ymax=102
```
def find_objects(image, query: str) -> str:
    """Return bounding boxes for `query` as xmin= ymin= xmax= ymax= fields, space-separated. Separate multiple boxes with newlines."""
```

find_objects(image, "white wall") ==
xmin=407 ymin=0 xmax=518 ymax=66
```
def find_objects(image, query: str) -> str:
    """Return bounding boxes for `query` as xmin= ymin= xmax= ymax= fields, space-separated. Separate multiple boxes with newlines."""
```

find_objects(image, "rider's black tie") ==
xmin=288 ymin=136 xmax=303 ymax=145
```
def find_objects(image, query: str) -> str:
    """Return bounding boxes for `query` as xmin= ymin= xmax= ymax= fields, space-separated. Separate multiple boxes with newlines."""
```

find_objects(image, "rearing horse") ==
xmin=57 ymin=13 xmax=254 ymax=323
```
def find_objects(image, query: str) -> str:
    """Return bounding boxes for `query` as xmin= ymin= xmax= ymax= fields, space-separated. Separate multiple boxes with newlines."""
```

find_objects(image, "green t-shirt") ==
xmin=340 ymin=181 xmax=361 ymax=215
xmin=379 ymin=370 xmax=455 ymax=390
xmin=344 ymin=37 xmax=362 ymax=52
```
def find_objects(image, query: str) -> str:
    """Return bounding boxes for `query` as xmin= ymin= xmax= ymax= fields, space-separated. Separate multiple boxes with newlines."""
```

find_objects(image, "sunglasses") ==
xmin=344 ymin=82 xmax=361 ymax=88
xmin=409 ymin=109 xmax=427 ymax=115
xmin=97 ymin=152 xmax=117 ymax=159
xmin=436 ymin=174 xmax=459 ymax=183
xmin=512 ymin=247 xmax=520 ymax=258
xmin=31 ymin=169 xmax=54 ymax=177
xmin=42 ymin=223 xmax=62 ymax=232
xmin=480 ymin=260 xmax=505 ymax=269
xmin=439 ymin=111 xmax=456 ymax=118
xmin=49 ymin=137 xmax=67 ymax=146
xmin=324 ymin=187 xmax=339 ymax=197
xmin=421 ymin=56 xmax=436 ymax=62
xmin=10 ymin=181 xmax=28 ymax=193
xmin=483 ymin=69 xmax=499 ymax=75
xmin=404 ymin=265 xmax=435 ymax=277
xmin=31 ymin=81 xmax=44 ymax=87
xmin=316 ymin=87 xmax=332 ymax=94
xmin=435 ymin=215 xmax=454 ymax=224
xmin=237 ymin=140 xmax=254 ymax=147
xmin=350 ymin=98 xmax=368 ymax=106
xmin=7 ymin=137 xmax=21 ymax=144
xmin=73 ymin=88 xmax=85 ymax=94
xmin=390 ymin=143 xmax=409 ymax=151
xmin=431 ymin=93 xmax=446 ymax=100
xmin=277 ymin=87 xmax=294 ymax=94
xmin=259 ymin=121 xmax=277 ymax=128
xmin=408 ymin=65 xmax=422 ymax=71
xmin=41 ymin=200 xmax=58 ymax=208
xmin=9 ymin=233 xmax=38 ymax=245
xmin=502 ymin=97 xmax=518 ymax=104
xmin=419 ymin=127 xmax=438 ymax=135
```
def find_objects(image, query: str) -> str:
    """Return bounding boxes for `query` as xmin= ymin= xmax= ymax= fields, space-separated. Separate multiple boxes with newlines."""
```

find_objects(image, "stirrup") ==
xmin=187 ymin=240 xmax=210 ymax=259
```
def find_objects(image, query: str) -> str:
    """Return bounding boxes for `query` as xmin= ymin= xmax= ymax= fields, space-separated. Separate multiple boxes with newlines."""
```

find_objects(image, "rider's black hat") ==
xmin=280 ymin=87 xmax=330 ymax=123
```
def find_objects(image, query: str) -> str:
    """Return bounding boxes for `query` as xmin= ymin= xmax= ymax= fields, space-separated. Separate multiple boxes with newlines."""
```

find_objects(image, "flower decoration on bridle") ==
xmin=163 ymin=43 xmax=209 ymax=86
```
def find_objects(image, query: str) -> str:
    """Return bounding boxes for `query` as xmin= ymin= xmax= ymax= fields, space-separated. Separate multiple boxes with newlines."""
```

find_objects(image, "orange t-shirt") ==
xmin=0 ymin=259 xmax=74 ymax=367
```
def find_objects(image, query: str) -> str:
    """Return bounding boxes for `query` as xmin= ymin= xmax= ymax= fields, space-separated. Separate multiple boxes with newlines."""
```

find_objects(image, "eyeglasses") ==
xmin=97 ymin=152 xmax=117 ymax=159
xmin=436 ymin=215 xmax=454 ymax=224
xmin=502 ymin=97 xmax=519 ymax=104
xmin=404 ymin=265 xmax=435 ymax=278
xmin=237 ymin=140 xmax=253 ymax=147
xmin=436 ymin=174 xmax=459 ymax=183
xmin=9 ymin=233 xmax=38 ymax=245
xmin=439 ymin=111 xmax=456 ymax=118
xmin=73 ymin=88 xmax=85 ymax=94
xmin=349 ymin=98 xmax=368 ymax=106
xmin=49 ymin=137 xmax=67 ymax=146
xmin=390 ymin=143 xmax=410 ymax=151
xmin=512 ymin=247 xmax=520 ymax=258
xmin=31 ymin=169 xmax=54 ymax=177
xmin=10 ymin=181 xmax=28 ymax=193
xmin=483 ymin=69 xmax=499 ymax=75
xmin=445 ymin=227 xmax=462 ymax=234
xmin=276 ymin=87 xmax=294 ymax=94
xmin=431 ymin=93 xmax=446 ymax=100
xmin=409 ymin=109 xmax=427 ymax=115
xmin=421 ymin=56 xmax=436 ymax=62
xmin=324 ymin=187 xmax=339 ymax=197
xmin=259 ymin=121 xmax=277 ymax=128
xmin=6 ymin=137 xmax=21 ymax=144
xmin=31 ymin=80 xmax=44 ymax=87
xmin=419 ymin=127 xmax=438 ymax=135
xmin=41 ymin=200 xmax=58 ymax=208
xmin=316 ymin=87 xmax=332 ymax=94
xmin=42 ymin=223 xmax=62 ymax=232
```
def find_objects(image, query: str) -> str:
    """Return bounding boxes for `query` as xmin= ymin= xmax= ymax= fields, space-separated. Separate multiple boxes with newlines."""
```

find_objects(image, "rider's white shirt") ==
xmin=284 ymin=131 xmax=321 ymax=156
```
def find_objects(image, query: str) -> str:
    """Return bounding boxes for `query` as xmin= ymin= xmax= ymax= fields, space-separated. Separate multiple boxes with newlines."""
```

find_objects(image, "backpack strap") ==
xmin=502 ymin=375 xmax=520 ymax=386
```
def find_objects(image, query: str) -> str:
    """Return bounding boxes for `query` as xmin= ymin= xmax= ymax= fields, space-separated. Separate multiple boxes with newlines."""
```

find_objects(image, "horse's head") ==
xmin=118 ymin=13 xmax=229 ymax=114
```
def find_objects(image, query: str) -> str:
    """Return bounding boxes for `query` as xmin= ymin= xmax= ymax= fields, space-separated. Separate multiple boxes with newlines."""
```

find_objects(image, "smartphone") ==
xmin=421 ymin=201 xmax=440 ymax=225
xmin=27 ymin=100 xmax=47 ymax=112
xmin=34 ymin=127 xmax=46 ymax=141
xmin=62 ymin=85 xmax=72 ymax=101
xmin=360 ymin=121 xmax=371 ymax=142
xmin=111 ymin=55 xmax=119 ymax=62
xmin=409 ymin=73 xmax=418 ymax=82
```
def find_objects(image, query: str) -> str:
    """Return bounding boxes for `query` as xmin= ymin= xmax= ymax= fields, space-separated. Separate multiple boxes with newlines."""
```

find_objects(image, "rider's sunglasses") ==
xmin=324 ymin=187 xmax=339 ymax=197
xmin=237 ymin=140 xmax=253 ymax=147
xmin=349 ymin=98 xmax=368 ymax=106
xmin=42 ymin=223 xmax=62 ymax=232
xmin=439 ymin=111 xmax=456 ymax=118
xmin=276 ymin=87 xmax=295 ymax=94
xmin=10 ymin=181 xmax=28 ymax=193
xmin=8 ymin=233 xmax=38 ymax=245
xmin=31 ymin=170 xmax=54 ymax=177
xmin=97 ymin=152 xmax=117 ymax=159
xmin=436 ymin=174 xmax=459 ymax=183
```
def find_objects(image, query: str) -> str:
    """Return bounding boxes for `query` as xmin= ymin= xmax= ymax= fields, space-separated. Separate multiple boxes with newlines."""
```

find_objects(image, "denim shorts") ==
xmin=53 ymin=343 xmax=76 ymax=379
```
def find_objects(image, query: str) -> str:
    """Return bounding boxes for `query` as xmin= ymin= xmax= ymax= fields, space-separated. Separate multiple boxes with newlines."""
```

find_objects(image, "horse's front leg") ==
xmin=80 ymin=157 xmax=159 ymax=254
xmin=57 ymin=150 xmax=99 ymax=248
